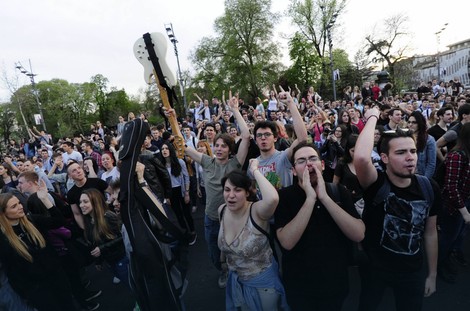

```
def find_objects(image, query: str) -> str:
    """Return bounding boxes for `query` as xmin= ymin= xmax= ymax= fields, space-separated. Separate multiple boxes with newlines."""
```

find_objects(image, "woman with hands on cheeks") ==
xmin=79 ymin=188 xmax=129 ymax=287
xmin=218 ymin=158 xmax=289 ymax=311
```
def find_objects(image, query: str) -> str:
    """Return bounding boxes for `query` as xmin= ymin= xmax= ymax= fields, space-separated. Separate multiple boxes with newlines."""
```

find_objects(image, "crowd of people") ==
xmin=0 ymin=79 xmax=470 ymax=311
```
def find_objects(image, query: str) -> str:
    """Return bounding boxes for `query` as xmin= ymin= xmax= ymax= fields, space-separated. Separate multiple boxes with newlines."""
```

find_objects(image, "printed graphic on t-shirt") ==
xmin=380 ymin=193 xmax=428 ymax=255
xmin=258 ymin=163 xmax=282 ymax=190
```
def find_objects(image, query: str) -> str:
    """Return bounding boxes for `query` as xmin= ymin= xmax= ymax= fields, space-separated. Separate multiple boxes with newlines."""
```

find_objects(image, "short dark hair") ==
xmin=458 ymin=104 xmax=470 ymax=122
xmin=253 ymin=121 xmax=278 ymax=138
xmin=221 ymin=169 xmax=251 ymax=192
xmin=437 ymin=105 xmax=454 ymax=118
xmin=62 ymin=141 xmax=74 ymax=148
xmin=290 ymin=141 xmax=320 ymax=165
xmin=378 ymin=128 xmax=414 ymax=155
xmin=387 ymin=108 xmax=402 ymax=117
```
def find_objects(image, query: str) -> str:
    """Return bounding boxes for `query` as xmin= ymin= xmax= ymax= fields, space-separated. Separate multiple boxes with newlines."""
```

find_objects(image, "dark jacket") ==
xmin=83 ymin=211 xmax=125 ymax=264
xmin=140 ymin=152 xmax=172 ymax=202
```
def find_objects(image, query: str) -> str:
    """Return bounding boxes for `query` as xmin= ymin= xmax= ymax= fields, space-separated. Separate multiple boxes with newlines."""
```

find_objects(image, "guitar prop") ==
xmin=134 ymin=32 xmax=185 ymax=158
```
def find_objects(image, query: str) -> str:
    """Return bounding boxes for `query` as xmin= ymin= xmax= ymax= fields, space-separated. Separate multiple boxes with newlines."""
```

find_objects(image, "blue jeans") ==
xmin=0 ymin=279 xmax=36 ymax=311
xmin=111 ymin=256 xmax=130 ymax=288
xmin=204 ymin=215 xmax=221 ymax=271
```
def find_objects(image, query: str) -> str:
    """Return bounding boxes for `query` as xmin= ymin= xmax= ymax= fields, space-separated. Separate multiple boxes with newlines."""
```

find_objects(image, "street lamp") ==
xmin=15 ymin=60 xmax=47 ymax=132
xmin=165 ymin=23 xmax=187 ymax=113
xmin=435 ymin=23 xmax=448 ymax=82
xmin=320 ymin=6 xmax=338 ymax=101
xmin=326 ymin=13 xmax=338 ymax=101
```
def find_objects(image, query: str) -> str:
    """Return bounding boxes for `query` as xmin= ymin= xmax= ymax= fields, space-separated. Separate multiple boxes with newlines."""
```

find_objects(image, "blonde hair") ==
xmin=82 ymin=189 xmax=116 ymax=242
xmin=0 ymin=193 xmax=46 ymax=262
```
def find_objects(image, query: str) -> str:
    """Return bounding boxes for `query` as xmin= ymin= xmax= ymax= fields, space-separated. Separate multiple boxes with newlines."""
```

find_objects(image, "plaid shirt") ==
xmin=443 ymin=151 xmax=470 ymax=214
xmin=89 ymin=150 xmax=102 ymax=169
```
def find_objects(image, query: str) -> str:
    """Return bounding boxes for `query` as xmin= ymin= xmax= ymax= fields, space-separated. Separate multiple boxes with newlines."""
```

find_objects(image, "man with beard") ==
xmin=274 ymin=142 xmax=364 ymax=310
xmin=253 ymin=91 xmax=307 ymax=190
xmin=354 ymin=107 xmax=440 ymax=311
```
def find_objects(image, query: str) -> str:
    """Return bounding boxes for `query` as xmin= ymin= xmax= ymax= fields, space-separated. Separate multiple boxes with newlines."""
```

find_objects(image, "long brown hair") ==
xmin=82 ymin=189 xmax=116 ymax=242
xmin=0 ymin=193 xmax=46 ymax=262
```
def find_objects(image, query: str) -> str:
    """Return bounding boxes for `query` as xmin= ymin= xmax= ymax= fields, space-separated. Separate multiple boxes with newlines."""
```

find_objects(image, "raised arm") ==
xmin=228 ymin=92 xmax=250 ymax=165
xmin=250 ymin=159 xmax=279 ymax=222
xmin=279 ymin=90 xmax=308 ymax=159
xmin=354 ymin=107 xmax=379 ymax=189
xmin=193 ymin=92 xmax=202 ymax=102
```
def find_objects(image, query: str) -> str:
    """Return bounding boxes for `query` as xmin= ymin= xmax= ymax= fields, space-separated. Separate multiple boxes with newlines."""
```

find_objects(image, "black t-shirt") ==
xmin=274 ymin=183 xmax=359 ymax=290
xmin=334 ymin=162 xmax=363 ymax=202
xmin=427 ymin=124 xmax=447 ymax=142
xmin=362 ymin=172 xmax=440 ymax=272
xmin=66 ymin=178 xmax=108 ymax=207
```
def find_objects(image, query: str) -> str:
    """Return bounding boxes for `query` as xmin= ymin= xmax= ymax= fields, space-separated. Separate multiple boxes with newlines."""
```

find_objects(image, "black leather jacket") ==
xmin=139 ymin=151 xmax=172 ymax=202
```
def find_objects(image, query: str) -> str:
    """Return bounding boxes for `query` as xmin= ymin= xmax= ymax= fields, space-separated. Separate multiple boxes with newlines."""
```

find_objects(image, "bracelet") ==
xmin=367 ymin=115 xmax=379 ymax=121
xmin=139 ymin=181 xmax=148 ymax=187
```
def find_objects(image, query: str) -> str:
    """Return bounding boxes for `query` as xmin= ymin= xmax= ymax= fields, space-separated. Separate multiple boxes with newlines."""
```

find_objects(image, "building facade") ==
xmin=413 ymin=38 xmax=470 ymax=89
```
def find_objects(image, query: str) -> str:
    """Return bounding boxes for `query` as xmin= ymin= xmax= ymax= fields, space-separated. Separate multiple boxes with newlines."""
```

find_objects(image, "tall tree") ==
xmin=364 ymin=13 xmax=411 ymax=92
xmin=285 ymin=32 xmax=322 ymax=90
xmin=90 ymin=74 xmax=109 ymax=123
xmin=190 ymin=0 xmax=282 ymax=102
xmin=288 ymin=0 xmax=346 ymax=97
xmin=0 ymin=103 xmax=17 ymax=145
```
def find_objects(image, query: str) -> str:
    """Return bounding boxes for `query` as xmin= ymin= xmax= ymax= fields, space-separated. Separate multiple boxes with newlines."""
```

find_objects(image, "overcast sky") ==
xmin=1 ymin=0 xmax=468 ymax=103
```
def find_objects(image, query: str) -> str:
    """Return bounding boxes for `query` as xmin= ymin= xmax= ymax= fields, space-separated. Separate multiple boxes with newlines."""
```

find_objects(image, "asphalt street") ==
xmin=90 ymin=207 xmax=470 ymax=311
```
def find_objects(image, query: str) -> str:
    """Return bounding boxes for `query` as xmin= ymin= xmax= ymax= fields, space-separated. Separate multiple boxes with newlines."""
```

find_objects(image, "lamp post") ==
xmin=165 ymin=23 xmax=187 ymax=113
xmin=320 ymin=6 xmax=338 ymax=101
xmin=15 ymin=60 xmax=47 ymax=132
xmin=435 ymin=23 xmax=448 ymax=82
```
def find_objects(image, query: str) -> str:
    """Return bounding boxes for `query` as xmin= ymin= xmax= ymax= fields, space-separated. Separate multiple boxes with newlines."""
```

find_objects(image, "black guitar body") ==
xmin=119 ymin=118 xmax=187 ymax=311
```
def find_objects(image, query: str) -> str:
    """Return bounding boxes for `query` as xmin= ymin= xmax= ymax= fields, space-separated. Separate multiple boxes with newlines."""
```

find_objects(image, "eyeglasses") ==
xmin=294 ymin=155 xmax=320 ymax=166
xmin=256 ymin=132 xmax=273 ymax=138
xmin=408 ymin=121 xmax=418 ymax=124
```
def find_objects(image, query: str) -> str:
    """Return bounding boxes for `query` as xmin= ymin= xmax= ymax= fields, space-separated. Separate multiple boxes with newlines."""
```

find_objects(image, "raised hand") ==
xmin=278 ymin=91 xmax=293 ymax=104
xmin=228 ymin=90 xmax=239 ymax=110
xmin=364 ymin=106 xmax=380 ymax=120
xmin=311 ymin=165 xmax=326 ymax=201
xmin=36 ymin=179 xmax=49 ymax=201
xmin=299 ymin=167 xmax=316 ymax=201
xmin=248 ymin=158 xmax=259 ymax=176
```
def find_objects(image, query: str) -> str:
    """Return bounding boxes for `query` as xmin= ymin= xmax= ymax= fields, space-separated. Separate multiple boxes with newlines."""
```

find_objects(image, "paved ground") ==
xmin=90 ymin=208 xmax=470 ymax=311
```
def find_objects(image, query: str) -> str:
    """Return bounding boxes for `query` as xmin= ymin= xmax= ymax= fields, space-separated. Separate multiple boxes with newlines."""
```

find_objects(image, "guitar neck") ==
xmin=152 ymin=70 xmax=185 ymax=158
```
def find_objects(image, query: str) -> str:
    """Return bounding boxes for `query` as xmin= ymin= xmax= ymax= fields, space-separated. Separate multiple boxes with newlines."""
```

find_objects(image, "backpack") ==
xmin=372 ymin=174 xmax=434 ymax=208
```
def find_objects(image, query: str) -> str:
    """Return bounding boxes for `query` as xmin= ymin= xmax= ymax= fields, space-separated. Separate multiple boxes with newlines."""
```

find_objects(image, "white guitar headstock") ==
xmin=133 ymin=32 xmax=177 ymax=87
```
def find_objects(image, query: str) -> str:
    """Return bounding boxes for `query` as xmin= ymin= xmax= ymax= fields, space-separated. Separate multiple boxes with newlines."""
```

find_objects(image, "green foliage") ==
xmin=284 ymin=32 xmax=322 ymax=90
xmin=6 ymin=74 xmax=147 ymax=141
xmin=0 ymin=103 xmax=16 ymax=146
xmin=190 ymin=0 xmax=283 ymax=103
xmin=288 ymin=0 xmax=347 ymax=95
